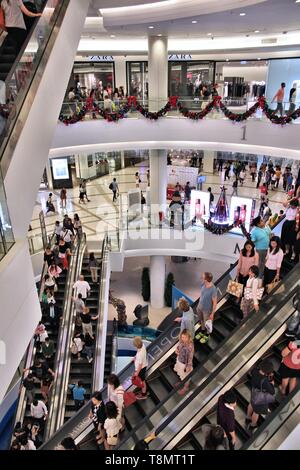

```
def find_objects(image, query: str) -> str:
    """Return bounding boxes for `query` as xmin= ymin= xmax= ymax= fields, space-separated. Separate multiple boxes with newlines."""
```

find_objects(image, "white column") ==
xmin=148 ymin=36 xmax=168 ymax=112
xmin=149 ymin=149 xmax=167 ymax=225
xmin=120 ymin=150 xmax=125 ymax=169
xmin=114 ymin=56 xmax=127 ymax=94
xmin=202 ymin=150 xmax=215 ymax=174
xmin=45 ymin=160 xmax=53 ymax=190
xmin=150 ymin=255 xmax=166 ymax=309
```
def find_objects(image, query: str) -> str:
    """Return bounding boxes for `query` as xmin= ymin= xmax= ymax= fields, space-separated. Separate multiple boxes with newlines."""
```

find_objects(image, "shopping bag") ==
xmin=131 ymin=374 xmax=144 ymax=389
xmin=123 ymin=391 xmax=137 ymax=408
xmin=244 ymin=286 xmax=264 ymax=300
xmin=0 ymin=7 xmax=6 ymax=31
xmin=205 ymin=319 xmax=213 ymax=334
xmin=226 ymin=280 xmax=244 ymax=298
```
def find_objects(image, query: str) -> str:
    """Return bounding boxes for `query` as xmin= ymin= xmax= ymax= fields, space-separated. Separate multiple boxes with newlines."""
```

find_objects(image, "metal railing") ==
xmin=59 ymin=97 xmax=300 ymax=123
xmin=0 ymin=0 xmax=70 ymax=175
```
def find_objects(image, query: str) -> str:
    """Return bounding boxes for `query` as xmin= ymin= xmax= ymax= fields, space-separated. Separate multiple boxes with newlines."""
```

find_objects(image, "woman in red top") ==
xmin=278 ymin=341 xmax=300 ymax=395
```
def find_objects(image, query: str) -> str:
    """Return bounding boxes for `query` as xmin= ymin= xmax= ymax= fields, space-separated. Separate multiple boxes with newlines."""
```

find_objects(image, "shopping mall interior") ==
xmin=1 ymin=0 xmax=300 ymax=456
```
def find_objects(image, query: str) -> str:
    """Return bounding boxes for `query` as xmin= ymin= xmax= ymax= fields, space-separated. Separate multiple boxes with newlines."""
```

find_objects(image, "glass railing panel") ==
xmin=0 ymin=0 xmax=67 ymax=149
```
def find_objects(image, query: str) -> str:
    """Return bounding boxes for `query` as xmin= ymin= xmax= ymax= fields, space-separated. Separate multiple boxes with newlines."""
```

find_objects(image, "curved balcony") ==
xmin=51 ymin=98 xmax=300 ymax=159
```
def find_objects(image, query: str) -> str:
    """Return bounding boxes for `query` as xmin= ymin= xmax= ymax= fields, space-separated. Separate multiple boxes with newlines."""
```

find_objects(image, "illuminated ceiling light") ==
xmin=207 ymin=33 xmax=212 ymax=36
xmin=257 ymin=57 xmax=261 ymax=60
xmin=295 ymin=0 xmax=300 ymax=3
xmin=192 ymin=20 xmax=197 ymax=24
xmin=148 ymin=25 xmax=154 ymax=29
xmin=254 ymin=30 xmax=260 ymax=33
xmin=226 ymin=58 xmax=229 ymax=61
xmin=110 ymin=34 xmax=115 ymax=38
xmin=157 ymin=33 xmax=162 ymax=36
xmin=239 ymin=12 xmax=246 ymax=16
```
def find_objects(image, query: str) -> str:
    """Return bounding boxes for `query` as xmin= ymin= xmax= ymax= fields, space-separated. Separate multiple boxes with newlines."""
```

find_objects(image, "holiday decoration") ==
xmin=59 ymin=95 xmax=300 ymax=126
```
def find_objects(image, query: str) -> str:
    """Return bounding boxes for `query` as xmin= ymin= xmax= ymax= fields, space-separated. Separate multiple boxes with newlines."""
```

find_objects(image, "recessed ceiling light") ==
xmin=110 ymin=34 xmax=115 ymax=38
xmin=148 ymin=25 xmax=154 ymax=29
xmin=254 ymin=30 xmax=260 ymax=33
xmin=257 ymin=57 xmax=261 ymax=60
xmin=157 ymin=33 xmax=162 ymax=36
xmin=192 ymin=20 xmax=197 ymax=24
xmin=207 ymin=33 xmax=212 ymax=36
xmin=239 ymin=12 xmax=246 ymax=16
xmin=295 ymin=0 xmax=300 ymax=3
xmin=226 ymin=58 xmax=229 ymax=62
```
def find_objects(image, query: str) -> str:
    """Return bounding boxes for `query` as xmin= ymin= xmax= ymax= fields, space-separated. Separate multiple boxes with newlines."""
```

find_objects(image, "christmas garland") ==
xmin=59 ymin=95 xmax=300 ymax=126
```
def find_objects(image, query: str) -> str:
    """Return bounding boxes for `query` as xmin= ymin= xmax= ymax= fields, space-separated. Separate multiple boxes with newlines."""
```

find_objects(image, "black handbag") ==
xmin=251 ymin=378 xmax=275 ymax=407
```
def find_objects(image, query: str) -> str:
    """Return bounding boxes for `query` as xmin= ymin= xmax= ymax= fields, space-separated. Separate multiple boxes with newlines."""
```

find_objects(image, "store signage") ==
xmin=168 ymin=54 xmax=193 ymax=61
xmin=88 ymin=55 xmax=114 ymax=61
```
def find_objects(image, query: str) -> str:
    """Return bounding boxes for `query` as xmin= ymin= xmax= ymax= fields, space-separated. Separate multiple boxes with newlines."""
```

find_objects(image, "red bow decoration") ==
xmin=258 ymin=96 xmax=266 ymax=108
xmin=127 ymin=96 xmax=137 ymax=107
xmin=169 ymin=96 xmax=178 ymax=108
xmin=213 ymin=95 xmax=222 ymax=106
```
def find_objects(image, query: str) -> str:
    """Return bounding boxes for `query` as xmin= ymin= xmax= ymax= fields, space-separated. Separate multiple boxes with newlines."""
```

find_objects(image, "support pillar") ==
xmin=150 ymin=255 xmax=166 ymax=309
xmin=149 ymin=149 xmax=167 ymax=223
xmin=120 ymin=150 xmax=125 ymax=169
xmin=202 ymin=150 xmax=215 ymax=174
xmin=45 ymin=160 xmax=53 ymax=190
xmin=148 ymin=35 xmax=168 ymax=112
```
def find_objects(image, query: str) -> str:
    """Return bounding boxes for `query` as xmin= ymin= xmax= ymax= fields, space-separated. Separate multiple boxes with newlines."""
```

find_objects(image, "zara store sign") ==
xmin=87 ymin=55 xmax=114 ymax=61
xmin=168 ymin=54 xmax=193 ymax=60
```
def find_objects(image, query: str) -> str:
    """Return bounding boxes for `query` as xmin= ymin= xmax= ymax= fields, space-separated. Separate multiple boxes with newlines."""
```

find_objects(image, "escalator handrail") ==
xmin=116 ymin=267 xmax=300 ymax=449
xmin=43 ymin=233 xmax=86 ymax=439
xmin=0 ymin=0 xmax=70 ymax=174
xmin=10 ymin=232 xmax=56 ymax=442
xmin=92 ymin=234 xmax=110 ymax=391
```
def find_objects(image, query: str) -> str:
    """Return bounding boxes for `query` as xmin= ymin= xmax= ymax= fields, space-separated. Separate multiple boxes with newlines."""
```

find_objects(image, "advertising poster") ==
xmin=167 ymin=166 xmax=198 ymax=188
xmin=190 ymin=190 xmax=210 ymax=225
xmin=52 ymin=158 xmax=69 ymax=180
xmin=230 ymin=196 xmax=254 ymax=234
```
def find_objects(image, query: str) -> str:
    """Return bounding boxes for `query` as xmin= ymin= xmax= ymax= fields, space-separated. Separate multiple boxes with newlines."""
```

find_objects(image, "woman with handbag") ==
xmin=173 ymin=329 xmax=194 ymax=395
xmin=236 ymin=241 xmax=259 ymax=286
xmin=107 ymin=374 xmax=125 ymax=431
xmin=240 ymin=265 xmax=263 ymax=318
xmin=132 ymin=336 xmax=148 ymax=400
xmin=48 ymin=261 xmax=62 ymax=280
xmin=104 ymin=401 xmax=122 ymax=450
xmin=263 ymin=236 xmax=284 ymax=287
xmin=278 ymin=341 xmax=300 ymax=395
xmin=245 ymin=360 xmax=275 ymax=431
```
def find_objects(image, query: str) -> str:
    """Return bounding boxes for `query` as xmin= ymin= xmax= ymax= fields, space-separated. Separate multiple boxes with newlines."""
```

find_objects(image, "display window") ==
xmin=168 ymin=61 xmax=214 ymax=98
xmin=71 ymin=62 xmax=115 ymax=99
xmin=126 ymin=62 xmax=148 ymax=101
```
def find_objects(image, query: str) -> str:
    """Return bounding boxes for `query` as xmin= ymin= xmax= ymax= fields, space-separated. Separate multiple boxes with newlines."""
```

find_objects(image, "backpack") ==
xmin=109 ymin=182 xmax=113 ymax=190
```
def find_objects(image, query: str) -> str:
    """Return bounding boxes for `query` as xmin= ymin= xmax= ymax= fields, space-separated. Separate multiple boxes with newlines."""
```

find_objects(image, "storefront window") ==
xmin=168 ymin=61 xmax=214 ymax=98
xmin=71 ymin=62 xmax=115 ymax=99
xmin=215 ymin=60 xmax=267 ymax=102
xmin=127 ymin=62 xmax=148 ymax=101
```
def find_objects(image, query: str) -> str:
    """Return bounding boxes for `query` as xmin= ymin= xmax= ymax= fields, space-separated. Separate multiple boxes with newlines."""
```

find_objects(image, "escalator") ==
xmin=40 ymin=246 xmax=296 ymax=450
xmin=11 ymin=237 xmax=74 ymax=446
xmin=120 ymin=267 xmax=299 ymax=451
xmin=65 ymin=256 xmax=102 ymax=422
xmin=175 ymin=336 xmax=288 ymax=450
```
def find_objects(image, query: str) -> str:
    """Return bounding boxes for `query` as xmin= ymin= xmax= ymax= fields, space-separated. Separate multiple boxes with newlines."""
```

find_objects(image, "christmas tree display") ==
xmin=212 ymin=185 xmax=230 ymax=225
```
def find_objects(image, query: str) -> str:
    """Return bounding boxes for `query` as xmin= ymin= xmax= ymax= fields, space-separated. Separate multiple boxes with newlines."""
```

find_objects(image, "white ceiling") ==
xmin=84 ymin=0 xmax=300 ymax=38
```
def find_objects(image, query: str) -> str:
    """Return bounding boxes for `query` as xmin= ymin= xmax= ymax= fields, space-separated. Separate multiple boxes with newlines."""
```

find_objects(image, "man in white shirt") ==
xmin=54 ymin=220 xmax=63 ymax=244
xmin=30 ymin=398 xmax=48 ymax=431
xmin=73 ymin=275 xmax=91 ymax=300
